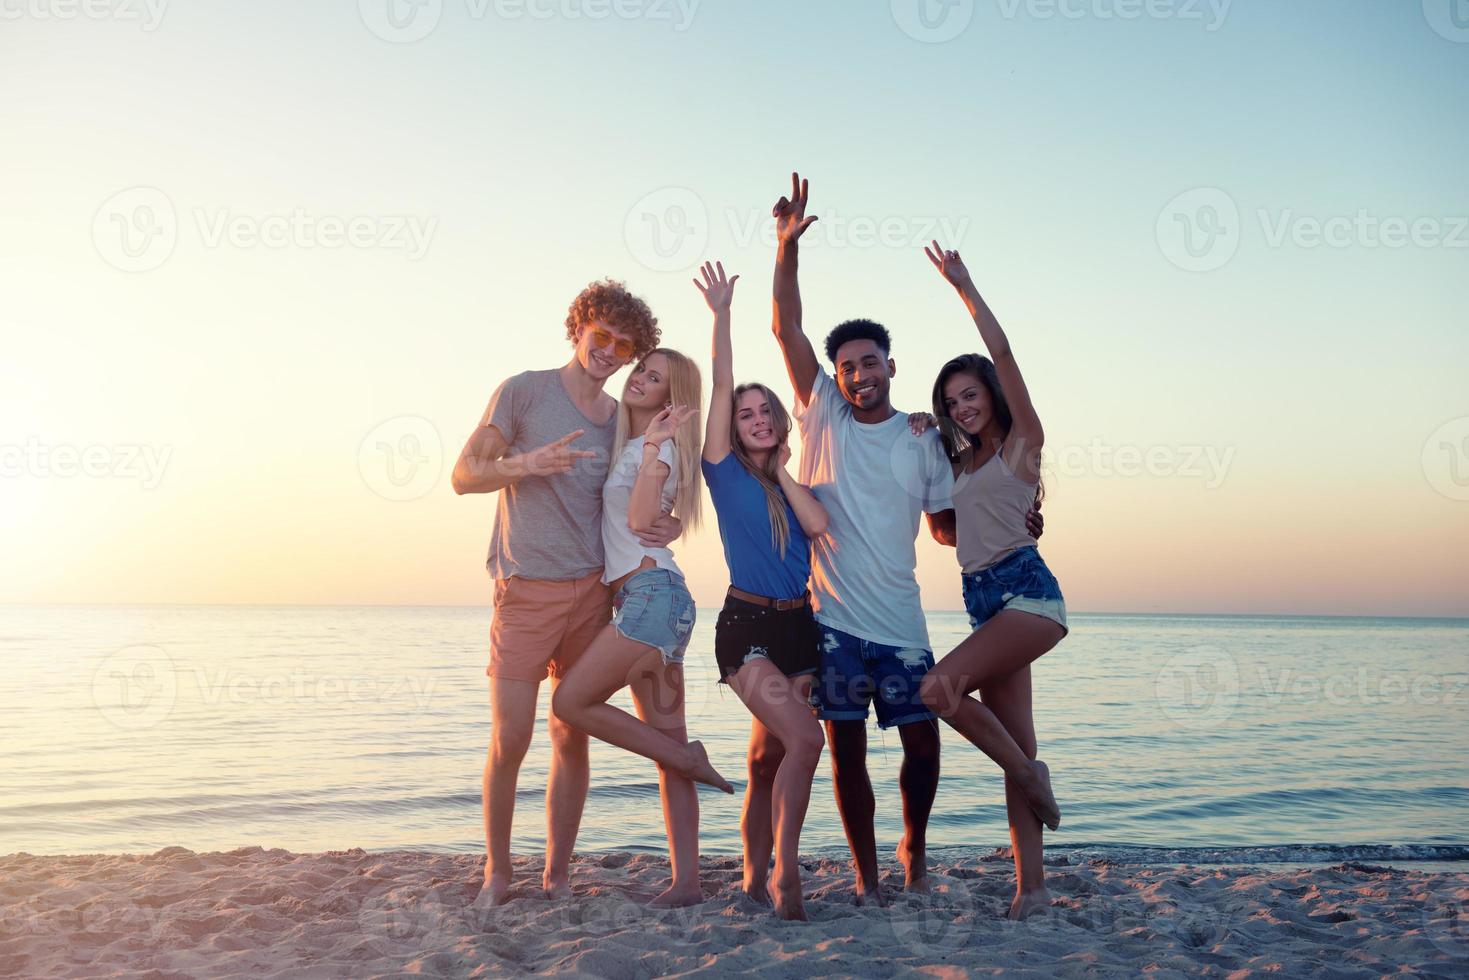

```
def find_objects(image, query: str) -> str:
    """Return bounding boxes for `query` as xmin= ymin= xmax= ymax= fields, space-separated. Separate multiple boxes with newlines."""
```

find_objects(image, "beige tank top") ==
xmin=952 ymin=448 xmax=1038 ymax=573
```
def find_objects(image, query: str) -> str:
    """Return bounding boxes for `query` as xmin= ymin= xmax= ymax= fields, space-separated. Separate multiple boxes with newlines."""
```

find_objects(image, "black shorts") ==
xmin=713 ymin=593 xmax=822 ymax=684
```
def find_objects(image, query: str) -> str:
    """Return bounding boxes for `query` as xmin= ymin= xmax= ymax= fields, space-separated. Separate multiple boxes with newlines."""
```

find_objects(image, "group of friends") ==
xmin=452 ymin=174 xmax=1069 ymax=922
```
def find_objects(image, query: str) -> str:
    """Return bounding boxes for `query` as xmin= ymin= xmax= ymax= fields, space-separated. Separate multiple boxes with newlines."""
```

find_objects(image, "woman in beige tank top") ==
xmin=910 ymin=241 xmax=1070 ymax=922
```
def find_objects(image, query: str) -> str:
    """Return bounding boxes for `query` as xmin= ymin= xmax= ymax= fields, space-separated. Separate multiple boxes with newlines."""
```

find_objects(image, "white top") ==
xmin=601 ymin=435 xmax=681 ymax=584
xmin=795 ymin=368 xmax=955 ymax=650
xmin=952 ymin=449 xmax=1038 ymax=573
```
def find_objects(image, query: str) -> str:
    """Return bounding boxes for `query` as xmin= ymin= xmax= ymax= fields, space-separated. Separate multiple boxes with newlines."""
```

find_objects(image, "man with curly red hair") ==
xmin=453 ymin=278 xmax=679 ymax=906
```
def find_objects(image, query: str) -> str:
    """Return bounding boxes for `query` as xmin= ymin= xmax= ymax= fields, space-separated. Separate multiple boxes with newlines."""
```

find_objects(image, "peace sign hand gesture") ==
xmin=522 ymin=429 xmax=598 ymax=476
xmin=773 ymin=171 xmax=818 ymax=244
xmin=924 ymin=239 xmax=973 ymax=291
xmin=693 ymin=260 xmax=739 ymax=313
xmin=645 ymin=405 xmax=698 ymax=447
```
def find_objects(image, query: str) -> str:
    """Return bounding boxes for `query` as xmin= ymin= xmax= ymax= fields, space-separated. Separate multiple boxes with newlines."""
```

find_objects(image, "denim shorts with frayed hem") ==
xmin=961 ymin=545 xmax=1068 ymax=634
xmin=611 ymin=567 xmax=696 ymax=664
xmin=811 ymin=623 xmax=937 ymax=729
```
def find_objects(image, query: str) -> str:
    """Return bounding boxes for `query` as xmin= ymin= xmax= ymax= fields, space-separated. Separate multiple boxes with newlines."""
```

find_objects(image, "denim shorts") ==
xmin=713 ymin=594 xmax=822 ymax=684
xmin=611 ymin=567 xmax=697 ymax=664
xmin=961 ymin=546 xmax=1068 ymax=634
xmin=811 ymin=624 xmax=937 ymax=729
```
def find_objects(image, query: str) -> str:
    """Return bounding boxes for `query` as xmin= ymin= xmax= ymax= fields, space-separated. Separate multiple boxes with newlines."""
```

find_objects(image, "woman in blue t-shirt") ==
xmin=693 ymin=261 xmax=830 ymax=922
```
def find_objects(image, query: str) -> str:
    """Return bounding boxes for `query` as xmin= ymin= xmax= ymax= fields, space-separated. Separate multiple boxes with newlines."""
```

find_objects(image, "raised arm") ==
xmin=771 ymin=172 xmax=820 ymax=406
xmin=697 ymin=260 xmax=739 ymax=464
xmin=924 ymin=241 xmax=1045 ymax=484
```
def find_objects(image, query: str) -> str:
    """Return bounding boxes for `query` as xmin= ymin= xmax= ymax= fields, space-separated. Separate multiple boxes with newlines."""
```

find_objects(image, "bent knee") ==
xmin=748 ymin=745 xmax=786 ymax=783
xmin=918 ymin=673 xmax=958 ymax=716
xmin=786 ymin=730 xmax=824 ymax=770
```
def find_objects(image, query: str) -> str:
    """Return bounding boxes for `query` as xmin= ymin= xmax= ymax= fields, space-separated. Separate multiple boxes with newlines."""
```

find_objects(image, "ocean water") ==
xmin=2 ymin=606 xmax=1466 ymax=866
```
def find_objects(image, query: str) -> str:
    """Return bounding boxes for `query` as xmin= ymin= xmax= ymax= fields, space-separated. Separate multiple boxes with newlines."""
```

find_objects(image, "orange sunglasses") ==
xmin=587 ymin=327 xmax=636 ymax=360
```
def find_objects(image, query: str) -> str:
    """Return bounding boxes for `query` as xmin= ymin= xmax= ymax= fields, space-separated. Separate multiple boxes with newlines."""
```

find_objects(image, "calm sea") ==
xmin=3 ymin=606 xmax=1466 ymax=866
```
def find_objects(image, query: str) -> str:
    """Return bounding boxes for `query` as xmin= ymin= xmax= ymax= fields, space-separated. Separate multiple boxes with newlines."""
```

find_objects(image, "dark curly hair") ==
xmin=564 ymin=278 xmax=661 ymax=360
xmin=823 ymin=318 xmax=891 ymax=364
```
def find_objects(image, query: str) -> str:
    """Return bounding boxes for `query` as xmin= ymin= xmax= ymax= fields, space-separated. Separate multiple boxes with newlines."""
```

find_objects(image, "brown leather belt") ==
xmin=727 ymin=586 xmax=810 ymax=611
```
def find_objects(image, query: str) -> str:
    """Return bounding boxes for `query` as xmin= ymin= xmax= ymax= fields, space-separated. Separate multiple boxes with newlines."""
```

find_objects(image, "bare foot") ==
xmin=475 ymin=871 xmax=512 ymax=908
xmin=771 ymin=869 xmax=808 ymax=921
xmin=742 ymin=880 xmax=771 ymax=906
xmin=853 ymin=878 xmax=886 ymax=907
xmin=1022 ymin=760 xmax=1061 ymax=831
xmin=542 ymin=871 xmax=572 ymax=900
xmin=897 ymin=835 xmax=928 ymax=893
xmin=1007 ymin=886 xmax=1053 ymax=921
xmin=683 ymin=741 xmax=734 ymax=793
xmin=650 ymin=882 xmax=704 ymax=907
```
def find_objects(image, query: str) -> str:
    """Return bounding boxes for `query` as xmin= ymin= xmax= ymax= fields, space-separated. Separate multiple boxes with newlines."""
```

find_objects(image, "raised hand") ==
xmin=778 ymin=441 xmax=791 ymax=468
xmin=773 ymin=171 xmax=818 ymax=244
xmin=924 ymin=239 xmax=973 ymax=291
xmin=693 ymin=260 xmax=739 ymax=313
xmin=645 ymin=405 xmax=698 ymax=446
xmin=522 ymin=429 xmax=597 ymax=476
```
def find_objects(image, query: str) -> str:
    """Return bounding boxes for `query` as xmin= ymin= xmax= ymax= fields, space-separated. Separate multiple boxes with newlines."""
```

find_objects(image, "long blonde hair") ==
xmin=730 ymin=382 xmax=793 ymax=557
xmin=614 ymin=348 xmax=704 ymax=532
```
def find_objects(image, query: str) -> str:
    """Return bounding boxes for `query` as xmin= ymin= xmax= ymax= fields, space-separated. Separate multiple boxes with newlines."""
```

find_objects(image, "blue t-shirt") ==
xmin=700 ymin=452 xmax=812 ymax=601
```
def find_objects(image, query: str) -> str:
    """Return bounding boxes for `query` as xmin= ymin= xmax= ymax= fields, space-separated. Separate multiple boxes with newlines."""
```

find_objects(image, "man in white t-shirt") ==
xmin=765 ymin=173 xmax=958 ymax=903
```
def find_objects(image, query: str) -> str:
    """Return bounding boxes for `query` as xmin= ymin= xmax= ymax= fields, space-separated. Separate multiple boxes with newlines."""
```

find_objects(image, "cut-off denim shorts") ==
xmin=611 ymin=567 xmax=697 ymax=664
xmin=961 ymin=545 xmax=1068 ymax=634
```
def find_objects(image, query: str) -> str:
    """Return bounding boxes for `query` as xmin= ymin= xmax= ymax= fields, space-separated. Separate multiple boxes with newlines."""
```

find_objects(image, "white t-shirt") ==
xmin=796 ymin=368 xmax=955 ymax=649
xmin=601 ymin=435 xmax=681 ymax=584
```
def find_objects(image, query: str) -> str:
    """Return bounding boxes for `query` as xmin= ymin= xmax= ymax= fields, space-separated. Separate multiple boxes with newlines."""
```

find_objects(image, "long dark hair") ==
xmin=931 ymin=353 xmax=1045 ymax=504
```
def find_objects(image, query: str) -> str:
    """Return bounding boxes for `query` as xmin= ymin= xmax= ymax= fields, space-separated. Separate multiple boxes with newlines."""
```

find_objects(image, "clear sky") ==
xmin=2 ymin=0 xmax=1466 ymax=615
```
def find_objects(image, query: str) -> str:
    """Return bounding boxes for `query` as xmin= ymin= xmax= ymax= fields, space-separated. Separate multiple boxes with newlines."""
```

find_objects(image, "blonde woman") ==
xmin=552 ymin=347 xmax=732 ymax=909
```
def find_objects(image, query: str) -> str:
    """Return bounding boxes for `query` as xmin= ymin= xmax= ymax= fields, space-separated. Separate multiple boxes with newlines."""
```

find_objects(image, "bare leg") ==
xmin=552 ymin=625 xmax=733 ymax=792
xmin=896 ymin=719 xmax=940 ymax=892
xmin=738 ymin=717 xmax=783 ymax=905
xmin=919 ymin=611 xmax=1066 ymax=829
xmin=543 ymin=673 xmax=589 ymax=899
xmin=981 ymin=666 xmax=1052 ymax=920
xmin=825 ymin=718 xmax=884 ymax=906
xmin=480 ymin=676 xmax=539 ymax=906
xmin=730 ymin=664 xmax=823 ymax=920
xmin=629 ymin=662 xmax=703 ymax=907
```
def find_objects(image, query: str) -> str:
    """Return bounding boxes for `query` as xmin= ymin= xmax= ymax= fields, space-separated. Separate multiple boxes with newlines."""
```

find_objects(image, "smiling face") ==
xmin=833 ymin=338 xmax=894 ymax=413
xmin=734 ymin=387 xmax=780 ymax=453
xmin=942 ymin=370 xmax=993 ymax=436
xmin=621 ymin=351 xmax=672 ymax=410
xmin=575 ymin=319 xmax=637 ymax=382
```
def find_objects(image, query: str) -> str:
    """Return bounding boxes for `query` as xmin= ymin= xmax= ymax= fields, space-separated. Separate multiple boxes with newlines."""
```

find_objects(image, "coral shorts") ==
xmin=487 ymin=570 xmax=612 ymax=683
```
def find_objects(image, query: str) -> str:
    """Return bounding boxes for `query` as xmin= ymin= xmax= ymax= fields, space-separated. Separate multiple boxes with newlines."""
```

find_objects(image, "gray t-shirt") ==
xmin=484 ymin=368 xmax=615 ymax=581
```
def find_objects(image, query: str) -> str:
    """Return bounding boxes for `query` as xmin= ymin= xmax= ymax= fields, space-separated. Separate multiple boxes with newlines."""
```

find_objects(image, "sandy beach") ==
xmin=3 ymin=846 xmax=1465 ymax=978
